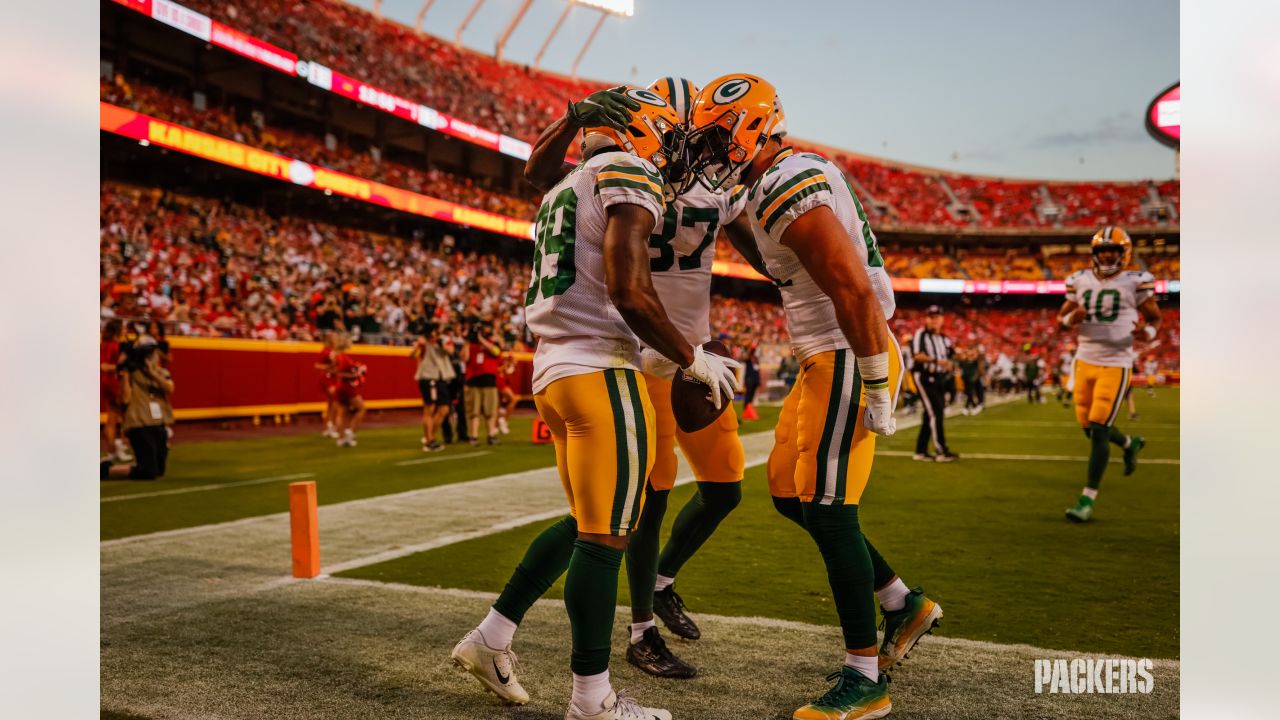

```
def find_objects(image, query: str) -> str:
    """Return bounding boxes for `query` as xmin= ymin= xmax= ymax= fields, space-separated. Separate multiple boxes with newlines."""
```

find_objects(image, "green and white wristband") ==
xmin=857 ymin=352 xmax=891 ymax=392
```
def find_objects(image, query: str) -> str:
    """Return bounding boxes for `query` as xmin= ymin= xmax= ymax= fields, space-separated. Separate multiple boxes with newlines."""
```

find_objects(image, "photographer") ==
xmin=461 ymin=322 xmax=502 ymax=446
xmin=411 ymin=324 xmax=456 ymax=452
xmin=119 ymin=343 xmax=174 ymax=480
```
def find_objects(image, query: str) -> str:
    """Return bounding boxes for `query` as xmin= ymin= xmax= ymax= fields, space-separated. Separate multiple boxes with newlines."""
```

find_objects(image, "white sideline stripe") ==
xmin=103 ymin=394 xmax=1013 ymax=548
xmin=313 ymin=576 xmax=1181 ymax=667
xmin=319 ymin=449 xmax=774 ymax=575
xmin=395 ymin=451 xmax=490 ymax=466
xmin=879 ymin=450 xmax=1180 ymax=465
xmin=101 ymin=473 xmax=316 ymax=503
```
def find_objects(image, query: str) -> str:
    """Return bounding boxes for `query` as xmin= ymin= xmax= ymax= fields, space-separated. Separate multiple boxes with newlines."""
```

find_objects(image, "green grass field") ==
xmin=102 ymin=392 xmax=1179 ymax=720
xmin=337 ymin=391 xmax=1180 ymax=658
xmin=101 ymin=407 xmax=782 ymax=540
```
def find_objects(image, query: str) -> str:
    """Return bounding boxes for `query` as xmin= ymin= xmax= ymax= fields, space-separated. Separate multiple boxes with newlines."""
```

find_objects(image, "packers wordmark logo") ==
xmin=626 ymin=88 xmax=668 ymax=107
xmin=712 ymin=79 xmax=751 ymax=104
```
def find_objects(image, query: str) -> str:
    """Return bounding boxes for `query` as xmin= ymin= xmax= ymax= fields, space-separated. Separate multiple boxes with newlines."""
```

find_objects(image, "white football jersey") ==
xmin=638 ymin=182 xmax=747 ymax=378
xmin=525 ymin=151 xmax=665 ymax=393
xmin=1065 ymin=268 xmax=1156 ymax=368
xmin=745 ymin=148 xmax=895 ymax=361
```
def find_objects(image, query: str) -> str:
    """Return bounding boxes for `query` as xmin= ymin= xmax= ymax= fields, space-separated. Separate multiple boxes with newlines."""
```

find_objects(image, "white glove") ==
xmin=862 ymin=388 xmax=897 ymax=436
xmin=682 ymin=345 xmax=741 ymax=410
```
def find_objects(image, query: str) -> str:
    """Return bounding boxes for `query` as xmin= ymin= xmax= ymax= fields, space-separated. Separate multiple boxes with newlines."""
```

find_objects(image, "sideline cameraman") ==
xmin=412 ymin=324 xmax=456 ymax=452
xmin=119 ymin=344 xmax=174 ymax=480
xmin=462 ymin=323 xmax=502 ymax=446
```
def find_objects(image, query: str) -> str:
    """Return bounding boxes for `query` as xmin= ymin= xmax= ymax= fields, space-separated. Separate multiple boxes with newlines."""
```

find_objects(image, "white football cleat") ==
xmin=450 ymin=630 xmax=529 ymax=705
xmin=565 ymin=690 xmax=671 ymax=720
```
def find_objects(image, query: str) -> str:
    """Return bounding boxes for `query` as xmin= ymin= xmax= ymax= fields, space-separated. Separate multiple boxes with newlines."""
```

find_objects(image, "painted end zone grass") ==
xmin=338 ymin=392 xmax=1179 ymax=659
xmin=101 ymin=406 xmax=782 ymax=540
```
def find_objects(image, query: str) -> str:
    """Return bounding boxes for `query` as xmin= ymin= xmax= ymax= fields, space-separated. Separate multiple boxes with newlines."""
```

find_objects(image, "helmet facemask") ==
xmin=683 ymin=116 xmax=757 ymax=194
xmin=1092 ymin=244 xmax=1126 ymax=276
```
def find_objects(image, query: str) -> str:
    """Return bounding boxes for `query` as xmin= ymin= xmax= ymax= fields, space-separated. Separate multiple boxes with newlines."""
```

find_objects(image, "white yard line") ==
xmin=315 ymin=576 xmax=1181 ymax=667
xmin=101 ymin=472 xmax=317 ymax=503
xmin=879 ymin=450 xmax=1180 ymax=464
xmin=103 ymin=395 xmax=1016 ymax=549
xmin=394 ymin=450 xmax=490 ymax=466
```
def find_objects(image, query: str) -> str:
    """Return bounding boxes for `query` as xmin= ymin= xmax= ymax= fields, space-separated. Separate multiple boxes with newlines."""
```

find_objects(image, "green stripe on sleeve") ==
xmin=596 ymin=178 xmax=664 ymax=202
xmin=600 ymin=163 xmax=662 ymax=185
xmin=759 ymin=168 xmax=825 ymax=211
xmin=762 ymin=181 xmax=832 ymax=234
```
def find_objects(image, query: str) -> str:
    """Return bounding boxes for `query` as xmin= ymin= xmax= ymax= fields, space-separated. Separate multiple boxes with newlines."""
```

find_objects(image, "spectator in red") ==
xmin=462 ymin=323 xmax=502 ymax=446
xmin=100 ymin=319 xmax=130 ymax=462
xmin=332 ymin=334 xmax=367 ymax=447
xmin=314 ymin=331 xmax=340 ymax=438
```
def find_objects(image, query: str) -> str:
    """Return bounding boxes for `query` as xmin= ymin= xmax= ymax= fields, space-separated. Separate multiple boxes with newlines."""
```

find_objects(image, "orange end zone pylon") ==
xmin=289 ymin=481 xmax=321 ymax=578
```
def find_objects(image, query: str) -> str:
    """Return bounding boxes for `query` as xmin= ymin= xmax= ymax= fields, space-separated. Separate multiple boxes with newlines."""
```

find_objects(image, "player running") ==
xmin=450 ymin=87 xmax=738 ymax=720
xmin=522 ymin=78 xmax=770 ymax=679
xmin=685 ymin=74 xmax=941 ymax=720
xmin=1057 ymin=226 xmax=1161 ymax=522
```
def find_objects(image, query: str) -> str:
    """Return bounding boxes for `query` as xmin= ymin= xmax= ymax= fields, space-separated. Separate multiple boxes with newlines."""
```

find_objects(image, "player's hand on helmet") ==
xmin=682 ymin=345 xmax=741 ymax=411
xmin=568 ymin=87 xmax=640 ymax=131
xmin=862 ymin=389 xmax=897 ymax=436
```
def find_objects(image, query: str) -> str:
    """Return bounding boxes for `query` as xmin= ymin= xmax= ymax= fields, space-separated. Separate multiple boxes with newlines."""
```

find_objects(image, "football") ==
xmin=672 ymin=340 xmax=733 ymax=433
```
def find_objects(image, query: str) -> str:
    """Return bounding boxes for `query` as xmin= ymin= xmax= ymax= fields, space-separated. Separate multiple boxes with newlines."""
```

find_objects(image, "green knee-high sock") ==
xmin=772 ymin=496 xmax=807 ymax=529
xmin=1107 ymin=425 xmax=1130 ymax=449
xmin=802 ymin=502 xmax=877 ymax=650
xmin=1087 ymin=422 xmax=1111 ymax=490
xmin=865 ymin=537 xmax=896 ymax=589
xmin=492 ymin=515 xmax=576 ymax=624
xmin=565 ymin=539 xmax=624 ymax=675
xmin=626 ymin=486 xmax=668 ymax=617
xmin=656 ymin=482 xmax=742 ymax=578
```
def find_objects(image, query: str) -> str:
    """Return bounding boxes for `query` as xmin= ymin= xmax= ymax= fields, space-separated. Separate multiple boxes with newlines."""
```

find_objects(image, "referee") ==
xmin=911 ymin=305 xmax=959 ymax=462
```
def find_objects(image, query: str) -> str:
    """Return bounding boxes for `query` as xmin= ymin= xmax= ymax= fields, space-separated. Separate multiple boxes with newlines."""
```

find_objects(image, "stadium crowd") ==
xmin=113 ymin=0 xmax=1179 ymax=232
xmin=101 ymin=74 xmax=540 ymax=219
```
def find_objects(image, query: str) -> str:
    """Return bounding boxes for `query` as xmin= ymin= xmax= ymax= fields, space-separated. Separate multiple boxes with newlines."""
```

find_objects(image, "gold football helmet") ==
xmin=1091 ymin=226 xmax=1133 ymax=276
xmin=684 ymin=73 xmax=786 ymax=190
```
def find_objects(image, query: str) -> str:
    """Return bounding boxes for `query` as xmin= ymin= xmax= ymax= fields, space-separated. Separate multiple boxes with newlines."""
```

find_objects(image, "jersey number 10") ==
xmin=1079 ymin=288 xmax=1121 ymax=323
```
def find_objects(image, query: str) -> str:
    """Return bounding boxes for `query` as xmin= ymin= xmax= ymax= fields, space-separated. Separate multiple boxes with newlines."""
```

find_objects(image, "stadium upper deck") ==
xmin=105 ymin=0 xmax=1179 ymax=234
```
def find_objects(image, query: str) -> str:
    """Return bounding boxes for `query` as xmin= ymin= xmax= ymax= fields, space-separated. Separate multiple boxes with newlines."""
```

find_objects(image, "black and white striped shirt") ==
xmin=911 ymin=328 xmax=953 ymax=377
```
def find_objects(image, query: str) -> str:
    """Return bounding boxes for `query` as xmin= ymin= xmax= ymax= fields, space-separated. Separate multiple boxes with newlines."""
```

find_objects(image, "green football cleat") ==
xmin=1065 ymin=497 xmax=1095 ymax=523
xmin=792 ymin=667 xmax=891 ymax=720
xmin=878 ymin=588 xmax=942 ymax=672
xmin=1123 ymin=436 xmax=1145 ymax=476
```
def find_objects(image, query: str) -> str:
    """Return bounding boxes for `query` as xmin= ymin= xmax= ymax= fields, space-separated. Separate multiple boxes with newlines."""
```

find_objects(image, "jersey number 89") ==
xmin=525 ymin=188 xmax=578 ymax=306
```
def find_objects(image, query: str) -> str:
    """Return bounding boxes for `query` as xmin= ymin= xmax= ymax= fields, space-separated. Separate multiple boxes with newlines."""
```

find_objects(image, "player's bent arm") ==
xmin=722 ymin=214 xmax=774 ymax=281
xmin=522 ymin=114 xmax=579 ymax=192
xmin=780 ymin=206 xmax=888 ymax=357
xmin=1135 ymin=297 xmax=1162 ymax=339
xmin=602 ymin=203 xmax=694 ymax=369
xmin=1057 ymin=299 xmax=1083 ymax=329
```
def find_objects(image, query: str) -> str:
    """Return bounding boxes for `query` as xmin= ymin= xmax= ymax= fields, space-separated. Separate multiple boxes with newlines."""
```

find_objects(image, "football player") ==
xmin=450 ymin=87 xmax=738 ymax=720
xmin=685 ymin=74 xmax=941 ymax=720
xmin=523 ymin=78 xmax=769 ymax=679
xmin=1058 ymin=226 xmax=1160 ymax=522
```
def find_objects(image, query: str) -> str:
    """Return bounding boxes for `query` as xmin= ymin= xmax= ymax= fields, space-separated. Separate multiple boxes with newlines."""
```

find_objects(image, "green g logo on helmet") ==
xmin=711 ymin=78 xmax=752 ymax=105
xmin=625 ymin=88 xmax=669 ymax=107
